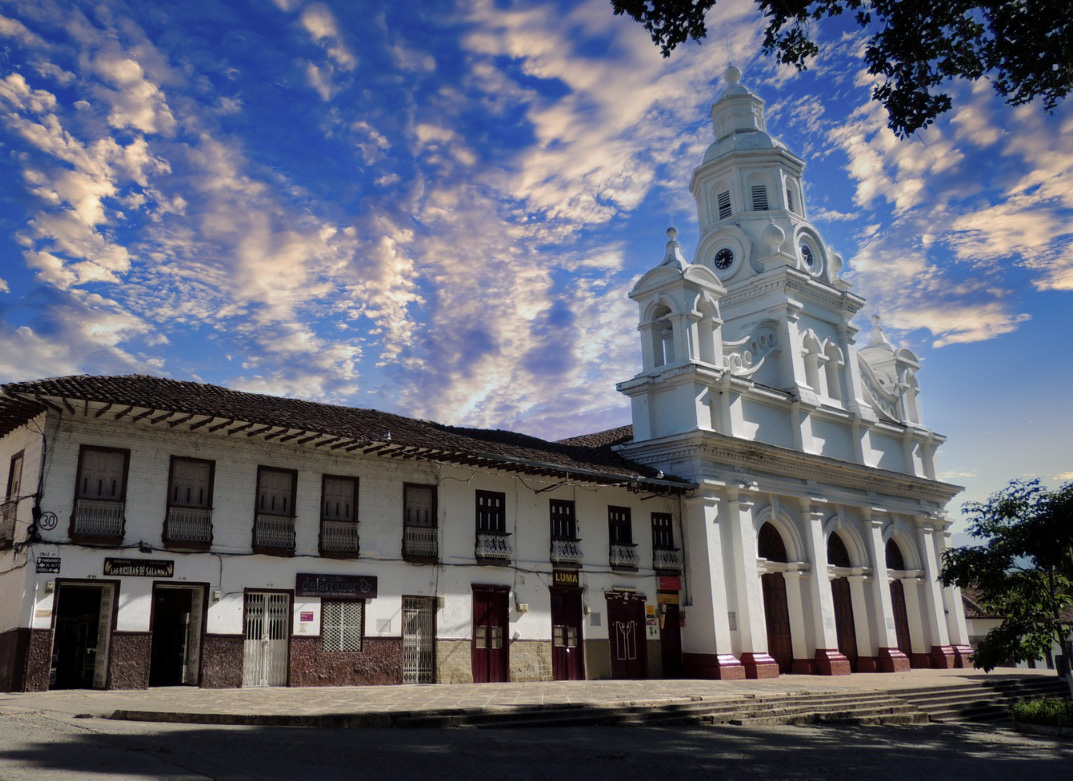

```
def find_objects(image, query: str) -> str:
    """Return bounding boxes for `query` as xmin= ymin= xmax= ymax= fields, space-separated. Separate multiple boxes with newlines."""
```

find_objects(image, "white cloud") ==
xmin=300 ymin=3 xmax=357 ymax=71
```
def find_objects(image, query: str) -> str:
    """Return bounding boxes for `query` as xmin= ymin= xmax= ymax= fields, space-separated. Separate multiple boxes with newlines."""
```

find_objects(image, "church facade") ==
xmin=0 ymin=70 xmax=970 ymax=691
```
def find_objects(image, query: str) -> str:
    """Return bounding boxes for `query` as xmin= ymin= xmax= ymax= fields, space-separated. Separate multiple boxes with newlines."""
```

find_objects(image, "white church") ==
xmin=0 ymin=69 xmax=970 ymax=690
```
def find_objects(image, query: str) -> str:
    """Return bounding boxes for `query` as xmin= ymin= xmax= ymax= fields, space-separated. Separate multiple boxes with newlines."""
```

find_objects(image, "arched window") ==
xmin=886 ymin=539 xmax=906 ymax=570
xmin=824 ymin=345 xmax=844 ymax=402
xmin=758 ymin=522 xmax=788 ymax=562
xmin=827 ymin=533 xmax=852 ymax=568
xmin=649 ymin=304 xmax=674 ymax=367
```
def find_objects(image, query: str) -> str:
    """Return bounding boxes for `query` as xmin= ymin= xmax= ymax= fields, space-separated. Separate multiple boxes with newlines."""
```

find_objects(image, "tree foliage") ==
xmin=939 ymin=479 xmax=1073 ymax=679
xmin=611 ymin=0 xmax=1073 ymax=137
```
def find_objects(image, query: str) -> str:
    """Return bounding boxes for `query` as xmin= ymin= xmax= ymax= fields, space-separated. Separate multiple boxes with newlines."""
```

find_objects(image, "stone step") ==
xmin=891 ymin=676 xmax=1069 ymax=724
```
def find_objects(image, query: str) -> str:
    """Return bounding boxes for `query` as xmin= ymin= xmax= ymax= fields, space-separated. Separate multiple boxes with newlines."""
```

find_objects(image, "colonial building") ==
xmin=0 ymin=68 xmax=971 ymax=691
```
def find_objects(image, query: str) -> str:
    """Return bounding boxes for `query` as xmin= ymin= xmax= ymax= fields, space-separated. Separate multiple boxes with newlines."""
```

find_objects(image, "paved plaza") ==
xmin=0 ymin=667 xmax=1059 ymax=723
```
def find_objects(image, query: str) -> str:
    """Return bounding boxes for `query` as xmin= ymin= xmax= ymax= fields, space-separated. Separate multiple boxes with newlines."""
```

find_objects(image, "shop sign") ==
xmin=552 ymin=570 xmax=579 ymax=587
xmin=300 ymin=611 xmax=314 ymax=622
xmin=295 ymin=572 xmax=377 ymax=599
xmin=657 ymin=576 xmax=681 ymax=592
xmin=36 ymin=556 xmax=61 ymax=574
xmin=656 ymin=592 xmax=679 ymax=605
xmin=103 ymin=558 xmax=174 ymax=577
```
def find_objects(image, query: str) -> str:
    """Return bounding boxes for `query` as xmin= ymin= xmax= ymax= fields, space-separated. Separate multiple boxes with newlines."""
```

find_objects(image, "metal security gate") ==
xmin=243 ymin=592 xmax=289 ymax=687
xmin=402 ymin=597 xmax=436 ymax=683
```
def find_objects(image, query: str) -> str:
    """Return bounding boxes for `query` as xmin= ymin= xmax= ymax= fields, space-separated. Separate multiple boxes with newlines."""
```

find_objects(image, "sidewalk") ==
xmin=0 ymin=667 xmax=1057 ymax=724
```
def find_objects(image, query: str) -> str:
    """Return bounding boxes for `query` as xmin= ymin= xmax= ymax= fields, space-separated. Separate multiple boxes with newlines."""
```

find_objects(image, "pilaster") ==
xmin=863 ymin=511 xmax=909 ymax=672
xmin=801 ymin=500 xmax=850 ymax=675
xmin=726 ymin=490 xmax=778 ymax=678
xmin=915 ymin=516 xmax=954 ymax=668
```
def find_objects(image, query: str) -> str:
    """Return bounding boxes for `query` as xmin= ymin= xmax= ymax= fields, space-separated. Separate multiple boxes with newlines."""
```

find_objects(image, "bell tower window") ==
xmin=751 ymin=185 xmax=769 ymax=211
xmin=717 ymin=190 xmax=732 ymax=220
xmin=785 ymin=186 xmax=795 ymax=213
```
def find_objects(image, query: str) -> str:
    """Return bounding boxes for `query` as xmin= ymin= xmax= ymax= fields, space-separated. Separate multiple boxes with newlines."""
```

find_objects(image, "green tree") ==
xmin=940 ymin=479 xmax=1073 ymax=693
xmin=611 ymin=1 xmax=1073 ymax=137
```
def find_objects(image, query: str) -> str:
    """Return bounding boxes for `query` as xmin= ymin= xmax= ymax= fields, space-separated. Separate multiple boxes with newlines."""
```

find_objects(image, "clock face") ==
xmin=800 ymin=244 xmax=814 ymax=267
xmin=714 ymin=248 xmax=734 ymax=270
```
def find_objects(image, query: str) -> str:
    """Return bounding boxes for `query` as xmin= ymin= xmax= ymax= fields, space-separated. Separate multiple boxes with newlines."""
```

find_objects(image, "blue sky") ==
xmin=0 ymin=0 xmax=1070 ymax=535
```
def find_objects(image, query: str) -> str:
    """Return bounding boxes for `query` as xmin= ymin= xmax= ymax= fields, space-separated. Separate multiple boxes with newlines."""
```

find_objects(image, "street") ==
xmin=0 ymin=710 xmax=1069 ymax=780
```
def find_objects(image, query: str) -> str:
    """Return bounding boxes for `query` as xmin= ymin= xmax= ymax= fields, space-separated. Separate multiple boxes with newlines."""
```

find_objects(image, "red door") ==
xmin=890 ymin=580 xmax=913 ymax=658
xmin=472 ymin=588 xmax=509 ymax=683
xmin=831 ymin=577 xmax=858 ymax=671
xmin=761 ymin=573 xmax=794 ymax=673
xmin=550 ymin=588 xmax=584 ymax=681
xmin=659 ymin=602 xmax=683 ymax=678
xmin=605 ymin=593 xmax=647 ymax=679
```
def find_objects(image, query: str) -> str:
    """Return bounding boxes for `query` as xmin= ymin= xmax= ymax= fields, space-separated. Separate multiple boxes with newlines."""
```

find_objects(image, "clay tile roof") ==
xmin=557 ymin=425 xmax=634 ymax=448
xmin=0 ymin=375 xmax=689 ymax=491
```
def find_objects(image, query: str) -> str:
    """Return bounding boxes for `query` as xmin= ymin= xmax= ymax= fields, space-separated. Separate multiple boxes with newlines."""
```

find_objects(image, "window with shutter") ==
xmin=751 ymin=185 xmax=769 ymax=211
xmin=404 ymin=484 xmax=435 ymax=527
xmin=717 ymin=190 xmax=732 ymax=219
xmin=169 ymin=458 xmax=213 ymax=508
xmin=785 ymin=186 xmax=795 ymax=212
xmin=78 ymin=448 xmax=127 ymax=500
xmin=476 ymin=491 xmax=506 ymax=533
xmin=608 ymin=506 xmax=632 ymax=545
xmin=550 ymin=499 xmax=577 ymax=540
xmin=257 ymin=468 xmax=295 ymax=516
xmin=2 ymin=452 xmax=23 ymax=543
xmin=651 ymin=512 xmax=673 ymax=549
xmin=322 ymin=476 xmax=357 ymax=522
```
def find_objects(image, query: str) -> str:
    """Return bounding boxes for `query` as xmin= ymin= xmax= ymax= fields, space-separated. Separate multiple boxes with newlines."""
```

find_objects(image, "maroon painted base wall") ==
xmin=682 ymin=652 xmax=747 ymax=680
xmin=108 ymin=632 xmax=151 ymax=690
xmin=25 ymin=629 xmax=52 ymax=692
xmin=0 ymin=628 xmax=29 ymax=691
xmin=201 ymin=634 xmax=244 ymax=688
xmin=289 ymin=636 xmax=403 ymax=687
xmin=741 ymin=652 xmax=780 ymax=679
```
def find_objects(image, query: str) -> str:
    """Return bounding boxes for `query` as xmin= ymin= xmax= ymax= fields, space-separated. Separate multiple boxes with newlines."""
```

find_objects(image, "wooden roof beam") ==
xmin=245 ymin=425 xmax=274 ymax=438
xmin=208 ymin=419 xmax=235 ymax=433
xmin=187 ymin=416 xmax=215 ymax=431
xmin=112 ymin=405 xmax=135 ymax=421
xmin=277 ymin=431 xmax=305 ymax=443
xmin=94 ymin=403 xmax=113 ymax=418
xmin=150 ymin=411 xmax=175 ymax=425
xmin=226 ymin=422 xmax=254 ymax=436
xmin=167 ymin=414 xmax=195 ymax=428
xmin=131 ymin=408 xmax=155 ymax=423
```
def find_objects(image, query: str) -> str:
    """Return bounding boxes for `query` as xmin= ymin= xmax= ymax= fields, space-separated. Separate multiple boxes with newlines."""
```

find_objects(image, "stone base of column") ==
xmin=876 ymin=647 xmax=911 ymax=672
xmin=952 ymin=645 xmax=974 ymax=668
xmin=856 ymin=656 xmax=878 ymax=673
xmin=682 ymin=652 xmax=747 ymax=680
xmin=792 ymin=659 xmax=815 ymax=675
xmin=910 ymin=652 xmax=932 ymax=668
xmin=813 ymin=649 xmax=852 ymax=676
xmin=741 ymin=652 xmax=780 ymax=679
xmin=930 ymin=645 xmax=956 ymax=669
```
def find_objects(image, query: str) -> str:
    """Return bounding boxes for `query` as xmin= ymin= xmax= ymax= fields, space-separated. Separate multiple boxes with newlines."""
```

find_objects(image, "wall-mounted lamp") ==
xmin=212 ymin=589 xmax=222 ymax=602
xmin=516 ymin=602 xmax=529 ymax=613
xmin=138 ymin=542 xmax=153 ymax=554
xmin=44 ymin=580 xmax=55 ymax=594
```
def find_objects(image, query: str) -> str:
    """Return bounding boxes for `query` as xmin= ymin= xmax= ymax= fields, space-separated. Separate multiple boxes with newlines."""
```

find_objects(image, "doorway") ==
xmin=830 ymin=577 xmax=858 ymax=671
xmin=472 ymin=587 xmax=509 ymax=683
xmin=242 ymin=591 xmax=290 ymax=687
xmin=150 ymin=585 xmax=205 ymax=686
xmin=402 ymin=596 xmax=436 ymax=684
xmin=550 ymin=587 xmax=584 ymax=681
xmin=761 ymin=572 xmax=794 ymax=673
xmin=890 ymin=580 xmax=914 ymax=660
xmin=605 ymin=592 xmax=647 ymax=679
xmin=51 ymin=583 xmax=115 ymax=690
xmin=659 ymin=601 xmax=683 ymax=678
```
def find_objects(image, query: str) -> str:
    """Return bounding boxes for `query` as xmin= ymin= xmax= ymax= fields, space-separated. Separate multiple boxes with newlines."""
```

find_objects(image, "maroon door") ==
xmin=605 ymin=593 xmax=647 ymax=679
xmin=831 ymin=577 xmax=858 ymax=671
xmin=890 ymin=580 xmax=913 ymax=657
xmin=472 ymin=588 xmax=509 ymax=683
xmin=659 ymin=602 xmax=683 ymax=678
xmin=761 ymin=573 xmax=794 ymax=673
xmin=550 ymin=588 xmax=584 ymax=681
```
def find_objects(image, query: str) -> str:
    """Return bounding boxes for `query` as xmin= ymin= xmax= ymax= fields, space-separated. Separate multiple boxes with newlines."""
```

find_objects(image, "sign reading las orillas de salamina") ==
xmin=103 ymin=558 xmax=175 ymax=577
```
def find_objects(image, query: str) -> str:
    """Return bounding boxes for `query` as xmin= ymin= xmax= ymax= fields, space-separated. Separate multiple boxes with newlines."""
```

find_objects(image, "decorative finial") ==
xmin=725 ymin=65 xmax=741 ymax=85
xmin=872 ymin=314 xmax=881 ymax=326
xmin=868 ymin=314 xmax=894 ymax=350
xmin=661 ymin=226 xmax=688 ymax=267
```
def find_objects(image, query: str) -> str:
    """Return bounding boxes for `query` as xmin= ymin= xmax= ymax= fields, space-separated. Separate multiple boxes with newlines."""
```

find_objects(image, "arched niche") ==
xmin=822 ymin=515 xmax=869 ymax=568
xmin=754 ymin=507 xmax=804 ymax=563
xmin=643 ymin=301 xmax=676 ymax=368
xmin=882 ymin=523 xmax=922 ymax=571
xmin=757 ymin=522 xmax=789 ymax=563
xmin=823 ymin=343 xmax=846 ymax=402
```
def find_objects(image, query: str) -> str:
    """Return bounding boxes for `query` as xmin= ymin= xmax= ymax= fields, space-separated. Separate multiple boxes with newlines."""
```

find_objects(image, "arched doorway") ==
xmin=757 ymin=522 xmax=793 ymax=674
xmin=886 ymin=539 xmax=914 ymax=662
xmin=827 ymin=533 xmax=858 ymax=671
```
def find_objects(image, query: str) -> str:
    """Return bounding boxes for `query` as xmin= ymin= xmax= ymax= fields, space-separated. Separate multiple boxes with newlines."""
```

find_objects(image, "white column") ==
xmin=801 ymin=500 xmax=850 ymax=673
xmin=783 ymin=569 xmax=810 ymax=667
xmin=638 ymin=322 xmax=657 ymax=371
xmin=915 ymin=517 xmax=952 ymax=666
xmin=681 ymin=491 xmax=742 ymax=678
xmin=725 ymin=490 xmax=777 ymax=677
xmin=669 ymin=312 xmax=692 ymax=365
xmin=848 ymin=574 xmax=873 ymax=668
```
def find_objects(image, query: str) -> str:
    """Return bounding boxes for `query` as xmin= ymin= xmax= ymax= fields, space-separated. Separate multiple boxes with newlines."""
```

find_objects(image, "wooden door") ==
xmin=659 ymin=603 xmax=683 ymax=678
xmin=606 ymin=594 xmax=646 ymax=679
xmin=761 ymin=573 xmax=794 ymax=673
xmin=472 ymin=588 xmax=509 ymax=683
xmin=890 ymin=580 xmax=913 ymax=657
xmin=550 ymin=588 xmax=584 ymax=681
xmin=831 ymin=577 xmax=858 ymax=671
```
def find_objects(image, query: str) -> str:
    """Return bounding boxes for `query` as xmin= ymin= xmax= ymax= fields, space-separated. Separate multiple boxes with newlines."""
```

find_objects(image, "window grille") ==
xmin=751 ymin=185 xmax=769 ymax=211
xmin=717 ymin=190 xmax=732 ymax=219
xmin=323 ymin=600 xmax=364 ymax=652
